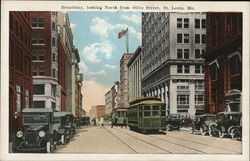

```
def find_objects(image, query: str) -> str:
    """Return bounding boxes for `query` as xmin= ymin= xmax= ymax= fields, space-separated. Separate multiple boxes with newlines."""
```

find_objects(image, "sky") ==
xmin=68 ymin=12 xmax=142 ymax=112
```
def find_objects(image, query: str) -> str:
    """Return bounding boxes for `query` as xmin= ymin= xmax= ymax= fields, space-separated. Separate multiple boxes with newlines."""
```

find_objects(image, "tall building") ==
xmin=31 ymin=11 xmax=83 ymax=115
xmin=105 ymin=90 xmax=112 ymax=114
xmin=57 ymin=12 xmax=74 ymax=112
xmin=128 ymin=46 xmax=142 ymax=102
xmin=203 ymin=13 xmax=242 ymax=113
xmin=31 ymin=11 xmax=62 ymax=111
xmin=71 ymin=47 xmax=83 ymax=116
xmin=119 ymin=53 xmax=133 ymax=107
xmin=9 ymin=12 xmax=33 ymax=140
xmin=141 ymin=12 xmax=206 ymax=117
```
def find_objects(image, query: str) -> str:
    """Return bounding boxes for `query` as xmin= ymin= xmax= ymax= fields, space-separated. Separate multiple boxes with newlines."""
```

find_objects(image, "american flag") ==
xmin=118 ymin=29 xmax=127 ymax=39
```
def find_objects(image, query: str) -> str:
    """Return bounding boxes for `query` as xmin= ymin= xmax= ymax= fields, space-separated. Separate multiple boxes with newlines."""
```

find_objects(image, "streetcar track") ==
xmin=115 ymin=128 xmax=206 ymax=154
xmin=159 ymin=133 xmax=240 ymax=153
xmin=107 ymin=128 xmax=173 ymax=153
xmin=112 ymin=128 xmax=174 ymax=154
xmin=104 ymin=128 xmax=137 ymax=153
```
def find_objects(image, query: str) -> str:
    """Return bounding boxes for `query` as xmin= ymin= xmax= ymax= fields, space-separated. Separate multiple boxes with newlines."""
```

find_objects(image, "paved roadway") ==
xmin=55 ymin=125 xmax=242 ymax=154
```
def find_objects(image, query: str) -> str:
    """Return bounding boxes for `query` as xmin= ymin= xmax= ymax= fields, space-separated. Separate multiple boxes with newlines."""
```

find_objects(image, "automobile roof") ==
xmin=22 ymin=108 xmax=53 ymax=113
xmin=196 ymin=114 xmax=216 ymax=117
xmin=54 ymin=111 xmax=72 ymax=117
xmin=217 ymin=111 xmax=242 ymax=115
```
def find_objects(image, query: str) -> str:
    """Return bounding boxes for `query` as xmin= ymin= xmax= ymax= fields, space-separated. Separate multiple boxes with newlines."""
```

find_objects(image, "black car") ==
xmin=208 ymin=112 xmax=242 ymax=139
xmin=53 ymin=112 xmax=72 ymax=144
xmin=189 ymin=114 xmax=216 ymax=136
xmin=166 ymin=113 xmax=181 ymax=131
xmin=13 ymin=108 xmax=57 ymax=153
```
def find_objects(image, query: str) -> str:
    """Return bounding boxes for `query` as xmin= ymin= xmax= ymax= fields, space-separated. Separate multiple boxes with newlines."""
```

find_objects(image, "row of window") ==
xmin=10 ymin=14 xmax=32 ymax=49
xmin=177 ymin=33 xmax=206 ymax=44
xmin=33 ymin=101 xmax=56 ymax=109
xmin=177 ymin=18 xmax=206 ymax=29
xmin=177 ymin=81 xmax=204 ymax=90
xmin=177 ymin=94 xmax=204 ymax=105
xmin=177 ymin=65 xmax=205 ymax=74
xmin=33 ymin=84 xmax=57 ymax=97
xmin=33 ymin=66 xmax=57 ymax=78
xmin=32 ymin=17 xmax=44 ymax=28
xmin=177 ymin=48 xmax=205 ymax=59
xmin=32 ymin=50 xmax=57 ymax=62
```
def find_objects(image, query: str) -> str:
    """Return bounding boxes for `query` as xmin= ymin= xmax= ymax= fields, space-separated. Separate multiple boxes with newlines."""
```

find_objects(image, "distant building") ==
xmin=9 ymin=12 xmax=33 ymax=140
xmin=90 ymin=105 xmax=106 ymax=121
xmin=141 ymin=12 xmax=206 ymax=117
xmin=105 ymin=90 xmax=112 ymax=114
xmin=119 ymin=53 xmax=133 ymax=107
xmin=128 ymin=46 xmax=142 ymax=102
xmin=202 ymin=13 xmax=242 ymax=113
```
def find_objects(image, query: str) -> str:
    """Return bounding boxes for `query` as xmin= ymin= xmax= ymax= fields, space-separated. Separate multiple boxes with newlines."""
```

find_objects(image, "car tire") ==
xmin=166 ymin=125 xmax=170 ymax=132
xmin=61 ymin=134 xmax=65 ymax=145
xmin=200 ymin=127 xmax=206 ymax=136
xmin=218 ymin=130 xmax=224 ymax=139
xmin=231 ymin=128 xmax=241 ymax=141
xmin=189 ymin=128 xmax=194 ymax=134
xmin=46 ymin=138 xmax=54 ymax=153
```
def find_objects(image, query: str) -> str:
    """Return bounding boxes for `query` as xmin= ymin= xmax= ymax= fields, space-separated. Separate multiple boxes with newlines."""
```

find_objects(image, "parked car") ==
xmin=208 ymin=112 xmax=242 ymax=139
xmin=189 ymin=114 xmax=216 ymax=136
xmin=53 ymin=112 xmax=72 ymax=144
xmin=65 ymin=114 xmax=76 ymax=137
xmin=13 ymin=108 xmax=57 ymax=153
xmin=166 ymin=113 xmax=181 ymax=131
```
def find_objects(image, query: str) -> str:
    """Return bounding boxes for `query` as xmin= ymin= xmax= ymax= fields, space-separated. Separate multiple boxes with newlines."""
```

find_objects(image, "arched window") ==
xmin=229 ymin=54 xmax=241 ymax=75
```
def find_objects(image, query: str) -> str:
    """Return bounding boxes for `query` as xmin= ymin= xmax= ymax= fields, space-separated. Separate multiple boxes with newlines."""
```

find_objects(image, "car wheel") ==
xmin=61 ymin=134 xmax=65 ymax=145
xmin=231 ymin=129 xmax=241 ymax=141
xmin=189 ymin=128 xmax=194 ymax=134
xmin=218 ymin=130 xmax=224 ymax=139
xmin=166 ymin=125 xmax=170 ymax=131
xmin=46 ymin=138 xmax=54 ymax=153
xmin=200 ymin=127 xmax=206 ymax=136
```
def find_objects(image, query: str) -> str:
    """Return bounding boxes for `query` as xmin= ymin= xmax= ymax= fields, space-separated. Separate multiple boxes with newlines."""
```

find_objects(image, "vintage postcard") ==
xmin=1 ymin=1 xmax=249 ymax=161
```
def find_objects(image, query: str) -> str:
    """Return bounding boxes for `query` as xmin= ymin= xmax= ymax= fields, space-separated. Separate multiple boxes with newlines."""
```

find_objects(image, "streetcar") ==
xmin=111 ymin=107 xmax=128 ymax=126
xmin=127 ymin=97 xmax=166 ymax=133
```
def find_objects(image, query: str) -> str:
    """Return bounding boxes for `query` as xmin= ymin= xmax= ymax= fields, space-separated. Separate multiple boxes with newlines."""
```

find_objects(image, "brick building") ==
xmin=9 ymin=12 xmax=33 ymax=140
xmin=203 ymin=13 xmax=242 ymax=113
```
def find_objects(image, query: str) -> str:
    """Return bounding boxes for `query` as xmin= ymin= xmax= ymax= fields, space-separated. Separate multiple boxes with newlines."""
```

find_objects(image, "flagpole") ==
xmin=126 ymin=28 xmax=129 ymax=53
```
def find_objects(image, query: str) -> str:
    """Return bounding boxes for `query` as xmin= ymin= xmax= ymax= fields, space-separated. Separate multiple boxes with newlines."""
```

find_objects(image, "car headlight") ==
xmin=16 ymin=131 xmax=23 ymax=138
xmin=39 ymin=130 xmax=45 ymax=137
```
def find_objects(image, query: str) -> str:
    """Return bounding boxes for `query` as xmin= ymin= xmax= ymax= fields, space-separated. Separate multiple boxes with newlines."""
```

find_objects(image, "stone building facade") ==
xmin=141 ymin=12 xmax=206 ymax=117
xmin=128 ymin=46 xmax=142 ymax=102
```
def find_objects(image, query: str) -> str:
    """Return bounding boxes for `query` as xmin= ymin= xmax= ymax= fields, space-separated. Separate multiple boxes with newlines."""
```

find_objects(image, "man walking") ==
xmin=121 ymin=117 xmax=127 ymax=129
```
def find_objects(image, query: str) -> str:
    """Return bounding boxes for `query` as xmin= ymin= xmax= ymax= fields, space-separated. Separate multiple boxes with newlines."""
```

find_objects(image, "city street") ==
xmin=55 ymin=125 xmax=242 ymax=154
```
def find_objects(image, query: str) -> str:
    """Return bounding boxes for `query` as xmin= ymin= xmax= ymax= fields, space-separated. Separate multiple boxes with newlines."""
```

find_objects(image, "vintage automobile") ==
xmin=13 ymin=108 xmax=57 ymax=153
xmin=53 ymin=112 xmax=72 ymax=144
xmin=65 ymin=113 xmax=77 ymax=137
xmin=166 ymin=113 xmax=182 ymax=131
xmin=189 ymin=114 xmax=216 ymax=136
xmin=208 ymin=112 xmax=242 ymax=139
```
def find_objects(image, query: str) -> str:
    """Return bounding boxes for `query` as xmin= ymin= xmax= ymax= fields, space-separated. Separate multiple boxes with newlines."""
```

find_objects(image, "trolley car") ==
xmin=111 ymin=107 xmax=127 ymax=126
xmin=127 ymin=97 xmax=166 ymax=133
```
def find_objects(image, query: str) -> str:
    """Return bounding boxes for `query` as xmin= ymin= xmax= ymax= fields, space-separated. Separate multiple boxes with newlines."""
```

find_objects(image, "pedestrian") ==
xmin=111 ymin=115 xmax=115 ymax=128
xmin=121 ymin=117 xmax=127 ymax=129
xmin=99 ymin=117 xmax=104 ymax=128
xmin=93 ymin=118 xmax=96 ymax=126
